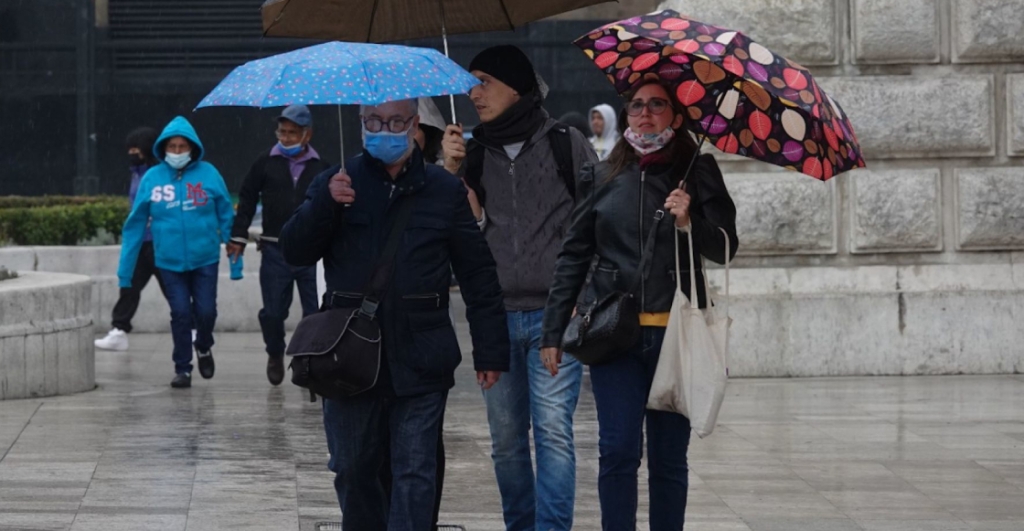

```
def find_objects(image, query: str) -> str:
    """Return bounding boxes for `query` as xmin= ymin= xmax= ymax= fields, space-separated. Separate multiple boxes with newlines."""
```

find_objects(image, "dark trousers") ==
xmin=159 ymin=263 xmax=218 ymax=375
xmin=258 ymin=241 xmax=319 ymax=356
xmin=381 ymin=413 xmax=446 ymax=528
xmin=322 ymin=391 xmax=447 ymax=531
xmin=589 ymin=327 xmax=692 ymax=531
xmin=111 ymin=241 xmax=167 ymax=332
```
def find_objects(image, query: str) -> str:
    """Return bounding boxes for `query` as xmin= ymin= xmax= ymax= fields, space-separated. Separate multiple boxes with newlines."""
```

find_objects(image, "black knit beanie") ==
xmin=468 ymin=45 xmax=537 ymax=96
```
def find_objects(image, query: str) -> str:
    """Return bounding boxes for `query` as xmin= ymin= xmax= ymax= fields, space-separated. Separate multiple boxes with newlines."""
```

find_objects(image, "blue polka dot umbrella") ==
xmin=196 ymin=41 xmax=480 ymax=163
xmin=196 ymin=41 xmax=480 ymax=108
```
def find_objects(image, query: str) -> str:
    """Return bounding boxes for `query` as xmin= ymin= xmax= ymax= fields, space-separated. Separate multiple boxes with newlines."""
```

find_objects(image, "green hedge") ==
xmin=0 ymin=196 xmax=130 ymax=246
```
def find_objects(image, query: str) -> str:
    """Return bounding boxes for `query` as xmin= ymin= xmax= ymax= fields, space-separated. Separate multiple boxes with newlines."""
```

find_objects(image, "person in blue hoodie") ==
xmin=117 ymin=116 xmax=234 ymax=389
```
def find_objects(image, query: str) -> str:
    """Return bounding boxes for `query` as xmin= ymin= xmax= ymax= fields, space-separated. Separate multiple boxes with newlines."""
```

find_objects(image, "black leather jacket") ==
xmin=541 ymin=154 xmax=739 ymax=348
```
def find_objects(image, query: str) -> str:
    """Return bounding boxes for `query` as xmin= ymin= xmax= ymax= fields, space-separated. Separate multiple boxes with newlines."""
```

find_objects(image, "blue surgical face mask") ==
xmin=165 ymin=151 xmax=192 ymax=170
xmin=363 ymin=128 xmax=411 ymax=165
xmin=277 ymin=141 xmax=304 ymax=157
xmin=277 ymin=130 xmax=307 ymax=157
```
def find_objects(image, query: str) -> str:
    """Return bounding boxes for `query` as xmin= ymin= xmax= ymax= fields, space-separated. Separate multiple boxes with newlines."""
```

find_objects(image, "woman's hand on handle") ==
xmin=665 ymin=188 xmax=692 ymax=228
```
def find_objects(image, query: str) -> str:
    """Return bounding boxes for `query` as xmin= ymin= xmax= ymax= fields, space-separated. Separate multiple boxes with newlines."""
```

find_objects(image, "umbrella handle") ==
xmin=679 ymin=134 xmax=707 ymax=190
xmin=439 ymin=0 xmax=458 ymax=124
xmin=338 ymin=105 xmax=346 ymax=170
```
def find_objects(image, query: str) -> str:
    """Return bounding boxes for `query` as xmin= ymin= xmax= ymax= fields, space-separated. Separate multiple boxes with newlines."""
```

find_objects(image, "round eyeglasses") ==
xmin=361 ymin=116 xmax=414 ymax=133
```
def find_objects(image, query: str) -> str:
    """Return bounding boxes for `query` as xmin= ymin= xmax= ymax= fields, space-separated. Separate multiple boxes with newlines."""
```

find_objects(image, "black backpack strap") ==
xmin=463 ymin=140 xmax=487 ymax=208
xmin=465 ymin=124 xmax=577 ymax=208
xmin=547 ymin=122 xmax=576 ymax=200
xmin=359 ymin=196 xmax=417 ymax=318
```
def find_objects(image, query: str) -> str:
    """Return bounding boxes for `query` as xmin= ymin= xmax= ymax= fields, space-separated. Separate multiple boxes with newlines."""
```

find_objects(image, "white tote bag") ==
xmin=646 ymin=226 xmax=731 ymax=438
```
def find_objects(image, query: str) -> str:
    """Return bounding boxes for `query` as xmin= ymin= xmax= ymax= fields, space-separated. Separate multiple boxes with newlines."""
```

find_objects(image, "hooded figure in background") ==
xmin=589 ymin=103 xmax=619 ymax=161
xmin=415 ymin=97 xmax=447 ymax=165
xmin=95 ymin=127 xmax=168 ymax=353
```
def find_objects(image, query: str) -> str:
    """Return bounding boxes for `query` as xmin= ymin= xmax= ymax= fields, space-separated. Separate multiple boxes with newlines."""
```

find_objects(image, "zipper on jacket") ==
xmin=639 ymin=169 xmax=646 ymax=310
xmin=509 ymin=160 xmax=519 ymax=293
xmin=177 ymin=170 xmax=190 ymax=271
xmin=403 ymin=293 xmax=441 ymax=308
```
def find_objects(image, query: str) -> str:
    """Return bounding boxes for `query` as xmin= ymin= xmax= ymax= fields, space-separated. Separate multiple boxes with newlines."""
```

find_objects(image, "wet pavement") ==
xmin=2 ymin=329 xmax=1024 ymax=530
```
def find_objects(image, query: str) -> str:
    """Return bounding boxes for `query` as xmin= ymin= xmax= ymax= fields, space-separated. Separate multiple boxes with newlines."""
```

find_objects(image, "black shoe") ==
xmin=267 ymin=355 xmax=285 ymax=386
xmin=171 ymin=373 xmax=192 ymax=388
xmin=197 ymin=349 xmax=215 ymax=379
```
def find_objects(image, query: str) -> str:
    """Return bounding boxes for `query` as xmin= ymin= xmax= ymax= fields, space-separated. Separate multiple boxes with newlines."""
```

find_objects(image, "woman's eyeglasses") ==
xmin=625 ymin=98 xmax=671 ymax=116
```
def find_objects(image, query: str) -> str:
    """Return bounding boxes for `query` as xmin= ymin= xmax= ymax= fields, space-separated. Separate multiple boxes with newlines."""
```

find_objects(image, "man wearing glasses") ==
xmin=280 ymin=98 xmax=510 ymax=530
xmin=228 ymin=105 xmax=331 ymax=386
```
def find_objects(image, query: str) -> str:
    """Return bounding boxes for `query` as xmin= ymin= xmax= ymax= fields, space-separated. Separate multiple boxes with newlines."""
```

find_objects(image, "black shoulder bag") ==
xmin=561 ymin=210 xmax=664 ymax=366
xmin=286 ymin=196 xmax=416 ymax=402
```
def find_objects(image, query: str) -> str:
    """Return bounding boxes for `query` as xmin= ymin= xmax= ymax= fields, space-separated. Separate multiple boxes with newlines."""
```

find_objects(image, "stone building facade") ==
xmin=649 ymin=0 xmax=1024 ymax=375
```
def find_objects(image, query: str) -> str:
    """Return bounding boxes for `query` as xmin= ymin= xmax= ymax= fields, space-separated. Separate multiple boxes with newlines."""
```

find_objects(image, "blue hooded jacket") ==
xmin=118 ymin=116 xmax=234 ymax=287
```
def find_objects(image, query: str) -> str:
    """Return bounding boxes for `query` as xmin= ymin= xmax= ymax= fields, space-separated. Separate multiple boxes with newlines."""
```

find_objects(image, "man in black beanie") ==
xmin=442 ymin=44 xmax=596 ymax=531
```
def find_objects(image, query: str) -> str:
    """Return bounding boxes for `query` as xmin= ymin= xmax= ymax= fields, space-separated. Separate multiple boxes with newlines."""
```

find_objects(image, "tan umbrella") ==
xmin=262 ymin=0 xmax=613 ymax=43
xmin=261 ymin=0 xmax=614 ymax=120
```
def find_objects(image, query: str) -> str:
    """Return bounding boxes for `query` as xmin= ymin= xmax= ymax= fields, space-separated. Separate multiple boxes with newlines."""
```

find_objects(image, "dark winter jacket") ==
xmin=280 ymin=148 xmax=510 ymax=397
xmin=231 ymin=150 xmax=331 ymax=242
xmin=541 ymin=154 xmax=739 ymax=348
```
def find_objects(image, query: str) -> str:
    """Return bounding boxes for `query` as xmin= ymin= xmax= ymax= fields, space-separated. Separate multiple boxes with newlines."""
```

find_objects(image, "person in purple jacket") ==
xmin=96 ymin=127 xmax=168 ymax=352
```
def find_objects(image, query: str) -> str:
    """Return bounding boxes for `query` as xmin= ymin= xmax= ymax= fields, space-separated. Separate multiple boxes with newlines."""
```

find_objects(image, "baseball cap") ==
xmin=278 ymin=105 xmax=312 ymax=127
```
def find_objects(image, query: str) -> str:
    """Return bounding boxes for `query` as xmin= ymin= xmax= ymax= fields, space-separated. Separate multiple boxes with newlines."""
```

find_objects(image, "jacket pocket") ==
xmin=586 ymin=263 xmax=621 ymax=308
xmin=404 ymin=217 xmax=450 ymax=263
xmin=405 ymin=309 xmax=460 ymax=380
xmin=342 ymin=212 xmax=371 ymax=254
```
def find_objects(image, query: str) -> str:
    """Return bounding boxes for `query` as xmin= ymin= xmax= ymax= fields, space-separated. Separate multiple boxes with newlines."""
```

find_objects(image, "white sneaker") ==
xmin=94 ymin=328 xmax=129 ymax=351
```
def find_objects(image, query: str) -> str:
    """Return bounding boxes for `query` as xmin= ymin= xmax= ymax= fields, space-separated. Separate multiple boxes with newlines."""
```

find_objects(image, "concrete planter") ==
xmin=0 ymin=271 xmax=95 ymax=399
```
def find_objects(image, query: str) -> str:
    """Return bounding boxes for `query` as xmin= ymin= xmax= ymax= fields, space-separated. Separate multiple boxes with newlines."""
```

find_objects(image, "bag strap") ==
xmin=678 ymin=226 xmax=731 ymax=314
xmin=360 ymin=196 xmax=417 ymax=318
xmin=628 ymin=210 xmax=664 ymax=296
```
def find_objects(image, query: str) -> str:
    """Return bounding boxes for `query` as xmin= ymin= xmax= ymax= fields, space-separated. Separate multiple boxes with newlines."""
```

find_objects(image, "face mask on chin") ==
xmin=363 ymin=128 xmax=411 ymax=165
xmin=278 ymin=142 xmax=304 ymax=157
xmin=623 ymin=126 xmax=676 ymax=156
xmin=277 ymin=131 xmax=307 ymax=157
xmin=165 ymin=151 xmax=192 ymax=170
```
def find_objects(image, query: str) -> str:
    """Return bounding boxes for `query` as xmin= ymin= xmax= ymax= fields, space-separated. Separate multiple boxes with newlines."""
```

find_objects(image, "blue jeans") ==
xmin=158 ymin=263 xmax=218 ymax=375
xmin=258 ymin=241 xmax=318 ymax=356
xmin=483 ymin=309 xmax=582 ymax=531
xmin=322 ymin=391 xmax=447 ymax=531
xmin=589 ymin=327 xmax=691 ymax=531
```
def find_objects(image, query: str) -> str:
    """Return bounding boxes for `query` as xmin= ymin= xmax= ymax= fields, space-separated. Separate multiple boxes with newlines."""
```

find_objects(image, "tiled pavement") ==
xmin=2 ymin=329 xmax=1023 ymax=530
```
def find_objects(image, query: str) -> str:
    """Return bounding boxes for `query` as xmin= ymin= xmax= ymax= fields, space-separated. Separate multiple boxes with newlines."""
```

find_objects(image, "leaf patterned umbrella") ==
xmin=574 ymin=9 xmax=866 ymax=181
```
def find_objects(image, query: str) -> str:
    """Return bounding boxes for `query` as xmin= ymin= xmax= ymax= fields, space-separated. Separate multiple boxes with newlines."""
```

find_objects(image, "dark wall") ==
xmin=0 ymin=1 xmax=622 ymax=197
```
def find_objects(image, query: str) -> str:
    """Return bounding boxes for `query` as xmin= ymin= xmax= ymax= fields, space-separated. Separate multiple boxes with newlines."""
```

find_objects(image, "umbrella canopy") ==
xmin=261 ymin=0 xmax=613 ymax=42
xmin=574 ymin=9 xmax=866 ymax=181
xmin=196 ymin=41 xmax=480 ymax=109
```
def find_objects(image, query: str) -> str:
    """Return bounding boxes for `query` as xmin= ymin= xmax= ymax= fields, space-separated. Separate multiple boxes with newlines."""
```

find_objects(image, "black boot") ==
xmin=267 ymin=355 xmax=285 ymax=386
